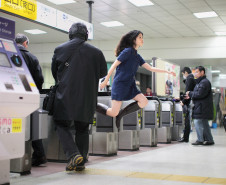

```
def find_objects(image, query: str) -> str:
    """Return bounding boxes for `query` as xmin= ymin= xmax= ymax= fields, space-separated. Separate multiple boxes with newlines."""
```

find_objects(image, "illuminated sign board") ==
xmin=0 ymin=0 xmax=94 ymax=39
xmin=0 ymin=0 xmax=37 ymax=20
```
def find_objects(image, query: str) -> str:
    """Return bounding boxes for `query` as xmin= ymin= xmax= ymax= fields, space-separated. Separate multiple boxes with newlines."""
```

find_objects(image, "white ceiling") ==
xmin=1 ymin=0 xmax=226 ymax=72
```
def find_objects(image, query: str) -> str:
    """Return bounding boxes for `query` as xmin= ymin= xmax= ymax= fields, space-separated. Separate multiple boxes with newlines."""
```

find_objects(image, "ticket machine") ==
xmin=0 ymin=17 xmax=40 ymax=184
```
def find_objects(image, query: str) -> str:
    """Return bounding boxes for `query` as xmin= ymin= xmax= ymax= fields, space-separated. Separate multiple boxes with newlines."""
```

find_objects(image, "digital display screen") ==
xmin=2 ymin=40 xmax=17 ymax=53
xmin=0 ymin=52 xmax=12 ymax=68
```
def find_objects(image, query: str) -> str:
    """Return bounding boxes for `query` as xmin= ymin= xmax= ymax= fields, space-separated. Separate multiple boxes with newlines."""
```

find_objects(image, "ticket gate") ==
xmin=158 ymin=99 xmax=173 ymax=143
xmin=171 ymin=101 xmax=184 ymax=141
xmin=118 ymin=100 xmax=140 ymax=150
xmin=10 ymin=109 xmax=50 ymax=174
xmin=40 ymin=93 xmax=67 ymax=162
xmin=0 ymin=17 xmax=39 ymax=184
xmin=89 ymin=94 xmax=118 ymax=155
xmin=140 ymin=97 xmax=160 ymax=147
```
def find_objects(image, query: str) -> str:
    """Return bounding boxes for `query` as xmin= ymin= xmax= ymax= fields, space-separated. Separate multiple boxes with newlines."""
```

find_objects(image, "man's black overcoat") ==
xmin=51 ymin=38 xmax=107 ymax=123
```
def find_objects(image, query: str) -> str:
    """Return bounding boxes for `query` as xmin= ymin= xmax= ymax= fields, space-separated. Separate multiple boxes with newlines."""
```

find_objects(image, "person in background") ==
xmin=97 ymin=30 xmax=176 ymax=128
xmin=51 ymin=23 xmax=107 ymax=172
xmin=15 ymin=33 xmax=46 ymax=166
xmin=185 ymin=66 xmax=214 ymax=146
xmin=178 ymin=67 xmax=196 ymax=143
xmin=144 ymin=87 xmax=153 ymax=96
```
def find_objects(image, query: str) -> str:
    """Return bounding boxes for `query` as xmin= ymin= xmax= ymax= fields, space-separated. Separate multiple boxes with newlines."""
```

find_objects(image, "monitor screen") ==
xmin=0 ymin=52 xmax=12 ymax=68
xmin=2 ymin=40 xmax=17 ymax=53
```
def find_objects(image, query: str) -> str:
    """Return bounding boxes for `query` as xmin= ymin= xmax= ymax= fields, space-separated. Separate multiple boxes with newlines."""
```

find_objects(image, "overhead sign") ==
xmin=36 ymin=2 xmax=56 ymax=27
xmin=0 ymin=16 xmax=15 ymax=39
xmin=0 ymin=0 xmax=37 ymax=20
xmin=57 ymin=10 xmax=93 ymax=40
xmin=0 ymin=0 xmax=94 ymax=39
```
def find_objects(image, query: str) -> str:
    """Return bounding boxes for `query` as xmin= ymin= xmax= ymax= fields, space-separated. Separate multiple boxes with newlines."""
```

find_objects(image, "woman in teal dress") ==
xmin=97 ymin=30 xmax=175 ymax=128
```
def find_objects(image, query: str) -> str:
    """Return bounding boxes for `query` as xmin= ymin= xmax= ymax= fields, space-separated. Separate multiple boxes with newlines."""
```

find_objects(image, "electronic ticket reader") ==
xmin=158 ymin=98 xmax=173 ymax=143
xmin=0 ymin=17 xmax=39 ymax=185
xmin=140 ymin=96 xmax=160 ymax=147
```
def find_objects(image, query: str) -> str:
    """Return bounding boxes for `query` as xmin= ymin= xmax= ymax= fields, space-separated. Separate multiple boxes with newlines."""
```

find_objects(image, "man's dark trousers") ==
xmin=55 ymin=120 xmax=90 ymax=161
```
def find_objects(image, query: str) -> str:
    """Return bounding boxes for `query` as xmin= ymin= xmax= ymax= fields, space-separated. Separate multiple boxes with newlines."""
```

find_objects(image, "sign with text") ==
xmin=36 ymin=2 xmax=56 ymax=27
xmin=0 ymin=118 xmax=22 ymax=134
xmin=57 ymin=10 xmax=93 ymax=40
xmin=0 ymin=16 xmax=15 ymax=39
xmin=0 ymin=0 xmax=37 ymax=20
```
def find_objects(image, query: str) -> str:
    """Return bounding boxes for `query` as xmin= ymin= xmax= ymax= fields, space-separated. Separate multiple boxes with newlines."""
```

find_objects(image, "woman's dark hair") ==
xmin=115 ymin=30 xmax=143 ymax=57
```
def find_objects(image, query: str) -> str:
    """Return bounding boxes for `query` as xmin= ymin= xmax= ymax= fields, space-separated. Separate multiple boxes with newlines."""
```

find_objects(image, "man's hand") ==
xmin=180 ymin=101 xmax=184 ymax=106
xmin=184 ymin=91 xmax=190 ymax=99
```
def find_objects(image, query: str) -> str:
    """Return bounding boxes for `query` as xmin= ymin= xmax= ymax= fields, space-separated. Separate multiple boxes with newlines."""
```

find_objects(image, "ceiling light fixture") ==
xmin=128 ymin=0 xmax=154 ymax=7
xmin=211 ymin=70 xmax=221 ymax=73
xmin=193 ymin=11 xmax=218 ymax=18
xmin=220 ymin=74 xmax=226 ymax=78
xmin=100 ymin=21 xmax=124 ymax=27
xmin=215 ymin=32 xmax=226 ymax=36
xmin=47 ymin=0 xmax=76 ymax=5
xmin=24 ymin=29 xmax=47 ymax=35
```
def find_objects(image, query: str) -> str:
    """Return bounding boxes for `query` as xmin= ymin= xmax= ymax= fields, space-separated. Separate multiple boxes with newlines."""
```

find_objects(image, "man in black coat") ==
xmin=185 ymin=66 xmax=214 ymax=146
xmin=51 ymin=23 xmax=107 ymax=171
xmin=178 ymin=67 xmax=196 ymax=142
xmin=15 ymin=34 xmax=46 ymax=166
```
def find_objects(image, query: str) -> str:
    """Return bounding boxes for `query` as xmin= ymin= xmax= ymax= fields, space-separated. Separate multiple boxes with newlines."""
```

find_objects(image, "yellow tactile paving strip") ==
xmin=74 ymin=168 xmax=226 ymax=184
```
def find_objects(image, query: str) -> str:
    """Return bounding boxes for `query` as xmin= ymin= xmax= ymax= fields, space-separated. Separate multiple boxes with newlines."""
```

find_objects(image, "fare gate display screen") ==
xmin=0 ymin=52 xmax=12 ymax=68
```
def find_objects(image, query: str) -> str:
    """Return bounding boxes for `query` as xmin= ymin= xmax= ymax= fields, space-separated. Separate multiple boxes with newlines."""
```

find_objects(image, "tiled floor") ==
xmin=10 ymin=127 xmax=226 ymax=185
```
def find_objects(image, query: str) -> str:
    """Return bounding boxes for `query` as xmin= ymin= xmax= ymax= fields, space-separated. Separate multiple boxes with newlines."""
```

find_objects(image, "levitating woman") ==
xmin=97 ymin=30 xmax=175 ymax=128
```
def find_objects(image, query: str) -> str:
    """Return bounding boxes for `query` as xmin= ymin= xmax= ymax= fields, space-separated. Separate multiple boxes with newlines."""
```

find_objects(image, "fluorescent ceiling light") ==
xmin=47 ymin=0 xmax=76 ymax=5
xmin=220 ymin=74 xmax=226 ymax=78
xmin=211 ymin=70 xmax=220 ymax=73
xmin=215 ymin=32 xmax=226 ymax=36
xmin=193 ymin=11 xmax=218 ymax=18
xmin=128 ymin=0 xmax=154 ymax=7
xmin=101 ymin=21 xmax=124 ymax=27
xmin=24 ymin=29 xmax=47 ymax=35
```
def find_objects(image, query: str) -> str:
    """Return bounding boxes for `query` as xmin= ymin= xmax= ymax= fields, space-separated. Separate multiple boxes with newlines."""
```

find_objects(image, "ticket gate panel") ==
xmin=92 ymin=132 xmax=118 ymax=155
xmin=158 ymin=101 xmax=173 ymax=143
xmin=140 ymin=128 xmax=158 ymax=147
xmin=158 ymin=127 xmax=171 ymax=143
xmin=171 ymin=103 xmax=184 ymax=141
xmin=90 ymin=96 xmax=118 ymax=155
xmin=0 ymin=160 xmax=10 ymax=185
xmin=118 ymin=130 xmax=139 ymax=150
xmin=118 ymin=100 xmax=140 ymax=150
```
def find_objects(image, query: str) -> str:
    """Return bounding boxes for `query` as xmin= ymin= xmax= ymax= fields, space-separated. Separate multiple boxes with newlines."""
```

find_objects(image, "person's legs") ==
xmin=183 ymin=107 xmax=191 ymax=141
xmin=32 ymin=139 xmax=47 ymax=166
xmin=202 ymin=119 xmax=214 ymax=144
xmin=55 ymin=120 xmax=83 ymax=171
xmin=193 ymin=119 xmax=204 ymax=144
xmin=115 ymin=94 xmax=148 ymax=128
xmin=133 ymin=93 xmax=148 ymax=108
xmin=74 ymin=121 xmax=90 ymax=163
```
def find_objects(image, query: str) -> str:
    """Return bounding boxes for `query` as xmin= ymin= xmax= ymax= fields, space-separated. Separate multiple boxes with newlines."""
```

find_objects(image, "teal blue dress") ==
xmin=111 ymin=47 xmax=146 ymax=101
